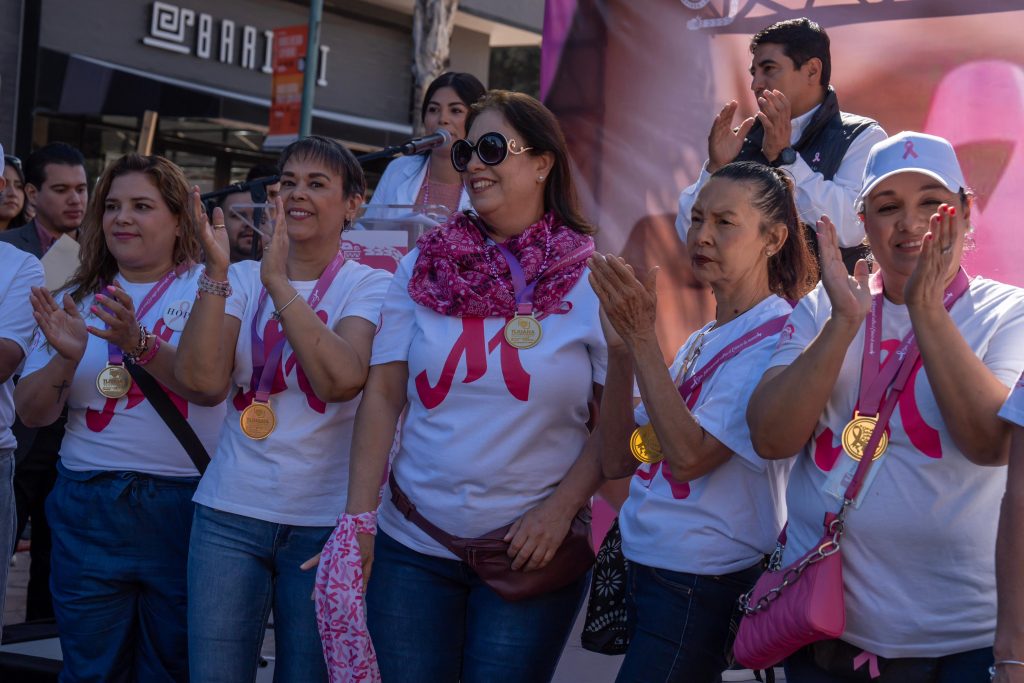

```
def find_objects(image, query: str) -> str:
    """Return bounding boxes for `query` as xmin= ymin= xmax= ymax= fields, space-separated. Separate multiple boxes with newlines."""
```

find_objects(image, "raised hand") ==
xmin=708 ymin=101 xmax=756 ymax=174
xmin=757 ymin=89 xmax=793 ymax=164
xmin=260 ymin=195 xmax=291 ymax=293
xmin=905 ymin=204 xmax=961 ymax=311
xmin=193 ymin=186 xmax=230 ymax=279
xmin=588 ymin=253 xmax=659 ymax=351
xmin=87 ymin=282 xmax=143 ymax=352
xmin=817 ymin=216 xmax=871 ymax=324
xmin=31 ymin=288 xmax=87 ymax=363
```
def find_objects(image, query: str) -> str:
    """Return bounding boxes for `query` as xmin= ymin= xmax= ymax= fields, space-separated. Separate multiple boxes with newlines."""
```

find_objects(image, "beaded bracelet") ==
xmin=198 ymin=270 xmax=232 ymax=298
xmin=134 ymin=334 xmax=161 ymax=366
xmin=123 ymin=323 xmax=149 ymax=361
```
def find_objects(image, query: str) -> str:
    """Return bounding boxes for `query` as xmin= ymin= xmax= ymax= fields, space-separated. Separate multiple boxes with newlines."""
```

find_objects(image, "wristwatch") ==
xmin=770 ymin=147 xmax=797 ymax=167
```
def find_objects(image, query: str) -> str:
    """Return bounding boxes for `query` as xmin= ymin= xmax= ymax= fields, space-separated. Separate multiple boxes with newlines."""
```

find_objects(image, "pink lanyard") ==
xmin=249 ymin=252 xmax=345 ymax=402
xmin=855 ymin=268 xmax=970 ymax=416
xmin=674 ymin=313 xmax=791 ymax=403
xmin=104 ymin=266 xmax=183 ymax=365
xmin=493 ymin=242 xmax=594 ymax=316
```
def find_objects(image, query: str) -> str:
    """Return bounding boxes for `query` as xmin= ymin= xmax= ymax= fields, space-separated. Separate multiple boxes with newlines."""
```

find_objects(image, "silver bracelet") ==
xmin=991 ymin=660 xmax=1024 ymax=681
xmin=272 ymin=292 xmax=301 ymax=321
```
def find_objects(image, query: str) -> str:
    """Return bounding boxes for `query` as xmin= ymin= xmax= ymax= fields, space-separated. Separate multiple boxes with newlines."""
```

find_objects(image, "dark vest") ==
xmin=735 ymin=87 xmax=876 ymax=181
xmin=735 ymin=87 xmax=877 ymax=272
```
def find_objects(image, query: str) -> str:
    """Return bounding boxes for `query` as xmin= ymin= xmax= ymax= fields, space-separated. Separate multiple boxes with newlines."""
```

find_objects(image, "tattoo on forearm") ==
xmin=53 ymin=380 xmax=70 ymax=404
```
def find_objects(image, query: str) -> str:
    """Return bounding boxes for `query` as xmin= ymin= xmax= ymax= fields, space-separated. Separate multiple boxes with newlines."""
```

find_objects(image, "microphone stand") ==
xmin=356 ymin=145 xmax=416 ymax=165
xmin=201 ymin=175 xmax=280 ymax=260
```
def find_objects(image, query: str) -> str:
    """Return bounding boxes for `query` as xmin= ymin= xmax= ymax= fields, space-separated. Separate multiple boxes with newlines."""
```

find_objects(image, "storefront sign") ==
xmin=141 ymin=1 xmax=330 ymax=86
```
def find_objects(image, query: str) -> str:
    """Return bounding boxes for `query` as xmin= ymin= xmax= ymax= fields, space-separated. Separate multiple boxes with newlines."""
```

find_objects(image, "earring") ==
xmin=537 ymin=175 xmax=545 ymax=182
xmin=765 ymin=249 xmax=773 ymax=257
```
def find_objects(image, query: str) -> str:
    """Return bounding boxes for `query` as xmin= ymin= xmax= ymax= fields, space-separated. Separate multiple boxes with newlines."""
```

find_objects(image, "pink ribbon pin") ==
xmin=902 ymin=140 xmax=919 ymax=159
xmin=852 ymin=650 xmax=881 ymax=679
xmin=812 ymin=152 xmax=821 ymax=164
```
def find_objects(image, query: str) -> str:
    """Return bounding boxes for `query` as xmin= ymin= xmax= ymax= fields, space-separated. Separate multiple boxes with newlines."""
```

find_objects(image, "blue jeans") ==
xmin=46 ymin=462 xmax=199 ymax=683
xmin=0 ymin=448 xmax=14 ymax=642
xmin=366 ymin=529 xmax=590 ymax=683
xmin=615 ymin=561 xmax=762 ymax=683
xmin=785 ymin=640 xmax=993 ymax=682
xmin=187 ymin=504 xmax=331 ymax=683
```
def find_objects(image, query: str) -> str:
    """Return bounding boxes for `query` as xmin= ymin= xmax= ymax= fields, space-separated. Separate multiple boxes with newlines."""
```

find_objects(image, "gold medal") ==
xmin=96 ymin=364 xmax=132 ymax=399
xmin=840 ymin=411 xmax=889 ymax=461
xmin=240 ymin=401 xmax=277 ymax=440
xmin=504 ymin=314 xmax=542 ymax=350
xmin=630 ymin=424 xmax=664 ymax=464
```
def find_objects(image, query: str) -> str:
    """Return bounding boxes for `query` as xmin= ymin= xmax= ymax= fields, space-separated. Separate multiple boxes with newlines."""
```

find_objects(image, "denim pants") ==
xmin=366 ymin=529 xmax=590 ymax=683
xmin=0 ymin=448 xmax=15 ymax=641
xmin=187 ymin=503 xmax=332 ymax=683
xmin=46 ymin=462 xmax=199 ymax=683
xmin=785 ymin=640 xmax=994 ymax=682
xmin=615 ymin=561 xmax=763 ymax=683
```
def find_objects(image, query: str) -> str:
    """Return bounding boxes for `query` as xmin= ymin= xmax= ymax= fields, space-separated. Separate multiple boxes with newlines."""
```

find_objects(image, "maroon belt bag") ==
xmin=389 ymin=475 xmax=595 ymax=602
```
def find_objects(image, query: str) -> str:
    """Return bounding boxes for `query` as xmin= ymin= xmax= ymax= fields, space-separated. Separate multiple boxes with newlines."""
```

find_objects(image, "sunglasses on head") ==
xmin=450 ymin=132 xmax=533 ymax=173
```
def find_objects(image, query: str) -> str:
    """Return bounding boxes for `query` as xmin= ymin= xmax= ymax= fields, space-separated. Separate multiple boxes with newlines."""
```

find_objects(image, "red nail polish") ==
xmin=949 ymin=207 xmax=956 ymax=216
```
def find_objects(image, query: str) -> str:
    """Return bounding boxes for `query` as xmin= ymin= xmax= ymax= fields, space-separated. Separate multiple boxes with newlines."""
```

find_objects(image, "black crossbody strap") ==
xmin=127 ymin=364 xmax=210 ymax=474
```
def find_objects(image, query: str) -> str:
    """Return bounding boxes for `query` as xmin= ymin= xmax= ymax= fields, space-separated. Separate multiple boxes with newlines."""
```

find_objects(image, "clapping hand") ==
xmin=87 ymin=283 xmax=143 ymax=353
xmin=817 ymin=216 xmax=871 ymax=324
xmin=30 ymin=288 xmax=87 ymax=363
xmin=259 ymin=195 xmax=291 ymax=294
xmin=757 ymin=90 xmax=792 ymax=164
xmin=905 ymin=203 xmax=961 ymax=312
xmin=193 ymin=187 xmax=229 ymax=279
xmin=588 ymin=253 xmax=659 ymax=351
xmin=707 ymin=101 xmax=756 ymax=174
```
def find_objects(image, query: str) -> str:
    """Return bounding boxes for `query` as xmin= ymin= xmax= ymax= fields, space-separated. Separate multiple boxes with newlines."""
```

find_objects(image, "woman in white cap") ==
xmin=748 ymin=131 xmax=1024 ymax=681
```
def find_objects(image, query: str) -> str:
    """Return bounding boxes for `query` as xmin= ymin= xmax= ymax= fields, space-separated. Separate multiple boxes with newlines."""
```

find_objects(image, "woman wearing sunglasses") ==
xmin=345 ymin=90 xmax=607 ymax=683
xmin=368 ymin=72 xmax=485 ymax=217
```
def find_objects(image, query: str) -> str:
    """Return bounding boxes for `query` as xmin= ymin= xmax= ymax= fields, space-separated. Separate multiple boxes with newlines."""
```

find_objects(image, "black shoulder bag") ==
xmin=126 ymin=364 xmax=211 ymax=474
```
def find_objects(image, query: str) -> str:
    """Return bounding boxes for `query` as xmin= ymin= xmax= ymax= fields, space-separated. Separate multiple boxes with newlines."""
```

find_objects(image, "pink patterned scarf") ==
xmin=315 ymin=511 xmax=381 ymax=683
xmin=408 ymin=211 xmax=594 ymax=317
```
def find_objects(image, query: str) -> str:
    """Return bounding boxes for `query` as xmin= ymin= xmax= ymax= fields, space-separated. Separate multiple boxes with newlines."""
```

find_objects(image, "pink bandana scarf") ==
xmin=314 ymin=511 xmax=381 ymax=683
xmin=408 ymin=211 xmax=594 ymax=317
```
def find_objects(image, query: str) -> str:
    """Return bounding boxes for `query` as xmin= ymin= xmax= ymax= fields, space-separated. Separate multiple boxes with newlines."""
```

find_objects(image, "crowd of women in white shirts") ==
xmin=0 ymin=73 xmax=1024 ymax=683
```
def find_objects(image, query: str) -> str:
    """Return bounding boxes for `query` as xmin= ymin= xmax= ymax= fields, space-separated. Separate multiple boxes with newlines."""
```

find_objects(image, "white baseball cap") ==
xmin=857 ymin=131 xmax=965 ymax=208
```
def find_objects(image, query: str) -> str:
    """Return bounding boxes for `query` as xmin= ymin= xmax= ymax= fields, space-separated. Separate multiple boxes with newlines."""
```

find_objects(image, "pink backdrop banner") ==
xmin=542 ymin=0 xmax=1024 ymax=356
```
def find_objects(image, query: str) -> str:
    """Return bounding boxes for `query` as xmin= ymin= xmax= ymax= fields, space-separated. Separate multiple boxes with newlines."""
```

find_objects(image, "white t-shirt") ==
xmin=0 ymin=244 xmax=44 ymax=452
xmin=999 ymin=370 xmax=1024 ymax=427
xmin=770 ymin=277 xmax=1024 ymax=658
xmin=193 ymin=258 xmax=390 ymax=526
xmin=22 ymin=265 xmax=225 ymax=476
xmin=620 ymin=296 xmax=793 ymax=575
xmin=372 ymin=249 xmax=608 ymax=559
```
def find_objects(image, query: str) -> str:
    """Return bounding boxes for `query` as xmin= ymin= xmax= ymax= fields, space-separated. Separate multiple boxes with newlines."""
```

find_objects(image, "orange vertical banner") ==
xmin=265 ymin=25 xmax=307 ymax=148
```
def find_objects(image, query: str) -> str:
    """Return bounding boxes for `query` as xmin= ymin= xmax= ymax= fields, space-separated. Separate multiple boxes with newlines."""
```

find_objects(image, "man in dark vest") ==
xmin=675 ymin=17 xmax=886 ymax=270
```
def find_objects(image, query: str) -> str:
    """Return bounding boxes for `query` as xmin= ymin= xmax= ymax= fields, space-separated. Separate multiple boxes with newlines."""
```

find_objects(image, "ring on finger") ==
xmin=212 ymin=223 xmax=226 ymax=230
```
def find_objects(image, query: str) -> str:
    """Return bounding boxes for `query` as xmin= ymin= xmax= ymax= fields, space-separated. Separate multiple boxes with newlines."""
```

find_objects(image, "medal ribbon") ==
xmin=494 ymin=241 xmax=595 ymax=316
xmin=249 ymin=251 xmax=346 ymax=403
xmin=104 ymin=265 xmax=185 ymax=366
xmin=855 ymin=267 xmax=970 ymax=416
xmin=843 ymin=267 xmax=971 ymax=502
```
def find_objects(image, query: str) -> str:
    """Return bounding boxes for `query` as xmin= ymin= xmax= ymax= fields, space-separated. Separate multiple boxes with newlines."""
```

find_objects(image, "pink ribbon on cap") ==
xmin=902 ymin=140 xmax=919 ymax=159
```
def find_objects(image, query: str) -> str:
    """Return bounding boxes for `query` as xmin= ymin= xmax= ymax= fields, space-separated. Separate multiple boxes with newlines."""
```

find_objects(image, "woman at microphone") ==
xmin=368 ymin=72 xmax=485 ymax=217
xmin=175 ymin=136 xmax=390 ymax=682
xmin=748 ymin=132 xmax=1024 ymax=681
xmin=590 ymin=161 xmax=816 ymax=682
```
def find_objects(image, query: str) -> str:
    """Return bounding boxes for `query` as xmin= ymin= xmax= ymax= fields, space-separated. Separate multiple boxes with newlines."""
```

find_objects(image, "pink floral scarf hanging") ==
xmin=407 ymin=211 xmax=594 ymax=317
xmin=314 ymin=511 xmax=381 ymax=683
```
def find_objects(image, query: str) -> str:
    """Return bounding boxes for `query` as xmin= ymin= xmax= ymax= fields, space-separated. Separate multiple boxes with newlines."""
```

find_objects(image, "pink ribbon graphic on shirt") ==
xmin=852 ymin=650 xmax=881 ymax=679
xmin=315 ymin=511 xmax=381 ymax=683
xmin=902 ymin=140 xmax=918 ymax=159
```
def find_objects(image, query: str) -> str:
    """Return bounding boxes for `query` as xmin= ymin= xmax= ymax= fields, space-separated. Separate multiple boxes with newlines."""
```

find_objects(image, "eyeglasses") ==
xmin=3 ymin=155 xmax=22 ymax=174
xmin=451 ymin=132 xmax=533 ymax=173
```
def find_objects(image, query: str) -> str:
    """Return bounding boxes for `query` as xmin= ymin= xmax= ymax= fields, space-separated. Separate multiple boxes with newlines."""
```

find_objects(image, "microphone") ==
xmin=397 ymin=129 xmax=452 ymax=155
xmin=356 ymin=130 xmax=452 ymax=164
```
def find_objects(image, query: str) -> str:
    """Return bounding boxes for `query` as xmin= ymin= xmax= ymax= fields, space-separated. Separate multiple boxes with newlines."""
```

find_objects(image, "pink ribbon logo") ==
xmin=853 ymin=650 xmax=881 ymax=679
xmin=812 ymin=152 xmax=821 ymax=164
xmin=902 ymin=140 xmax=919 ymax=159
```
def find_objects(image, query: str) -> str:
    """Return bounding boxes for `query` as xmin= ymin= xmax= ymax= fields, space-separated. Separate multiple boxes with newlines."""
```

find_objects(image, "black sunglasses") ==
xmin=451 ymin=132 xmax=533 ymax=173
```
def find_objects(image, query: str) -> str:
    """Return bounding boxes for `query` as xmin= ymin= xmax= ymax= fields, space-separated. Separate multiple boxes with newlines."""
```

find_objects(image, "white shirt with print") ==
xmin=770 ymin=277 xmax=1024 ymax=658
xmin=0 ymin=244 xmax=44 ymax=452
xmin=193 ymin=258 xmax=390 ymax=526
xmin=22 ymin=265 xmax=225 ymax=476
xmin=371 ymin=249 xmax=608 ymax=559
xmin=620 ymin=295 xmax=793 ymax=575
